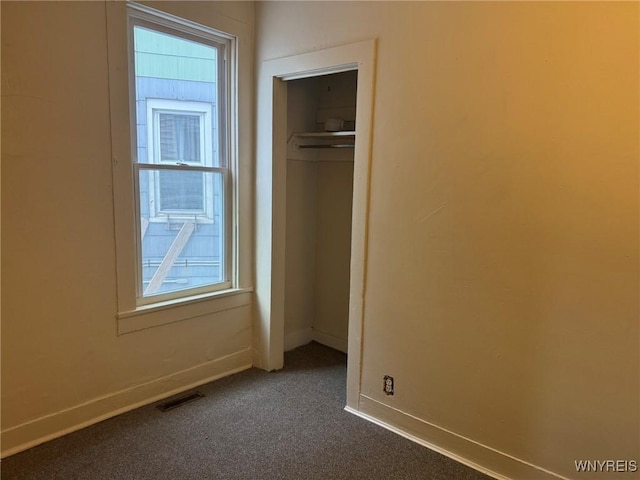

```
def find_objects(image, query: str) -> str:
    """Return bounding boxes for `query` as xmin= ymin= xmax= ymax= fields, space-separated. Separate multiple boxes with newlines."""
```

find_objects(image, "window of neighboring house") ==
xmin=146 ymin=99 xmax=214 ymax=219
xmin=129 ymin=8 xmax=233 ymax=304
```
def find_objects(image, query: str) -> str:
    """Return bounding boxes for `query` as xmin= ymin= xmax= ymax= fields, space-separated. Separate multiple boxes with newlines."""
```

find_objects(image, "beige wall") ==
xmin=284 ymin=159 xmax=354 ymax=350
xmin=1 ymin=1 xmax=254 ymax=455
xmin=314 ymin=161 xmax=353 ymax=343
xmin=257 ymin=2 xmax=639 ymax=479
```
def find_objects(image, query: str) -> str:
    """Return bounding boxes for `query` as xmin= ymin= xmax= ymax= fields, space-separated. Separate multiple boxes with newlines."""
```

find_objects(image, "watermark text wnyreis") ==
xmin=575 ymin=460 xmax=637 ymax=473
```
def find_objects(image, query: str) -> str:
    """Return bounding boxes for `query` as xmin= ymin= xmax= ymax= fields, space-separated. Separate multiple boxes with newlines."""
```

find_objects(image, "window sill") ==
xmin=117 ymin=287 xmax=253 ymax=335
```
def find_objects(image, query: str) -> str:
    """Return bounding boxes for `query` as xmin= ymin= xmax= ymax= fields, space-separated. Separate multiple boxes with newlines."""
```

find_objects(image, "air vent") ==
xmin=156 ymin=391 xmax=205 ymax=412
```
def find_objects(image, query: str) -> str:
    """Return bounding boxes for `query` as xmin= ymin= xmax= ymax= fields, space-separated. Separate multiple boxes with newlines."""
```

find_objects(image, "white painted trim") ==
xmin=278 ymin=64 xmax=357 ymax=82
xmin=312 ymin=329 xmax=348 ymax=353
xmin=1 ymin=348 xmax=253 ymax=458
xmin=117 ymin=290 xmax=252 ymax=334
xmin=347 ymin=396 xmax=571 ymax=480
xmin=284 ymin=327 xmax=313 ymax=352
xmin=127 ymin=1 xmax=237 ymax=43
xmin=254 ymin=40 xmax=377 ymax=415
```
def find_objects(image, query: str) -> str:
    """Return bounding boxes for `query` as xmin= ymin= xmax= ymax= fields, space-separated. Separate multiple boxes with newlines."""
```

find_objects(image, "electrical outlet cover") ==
xmin=383 ymin=375 xmax=394 ymax=395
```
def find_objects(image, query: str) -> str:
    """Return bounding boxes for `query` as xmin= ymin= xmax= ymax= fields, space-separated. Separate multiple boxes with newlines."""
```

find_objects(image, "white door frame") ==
xmin=255 ymin=40 xmax=376 ymax=409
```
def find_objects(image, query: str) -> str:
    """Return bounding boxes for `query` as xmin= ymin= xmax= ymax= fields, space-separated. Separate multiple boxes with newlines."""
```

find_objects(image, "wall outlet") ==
xmin=383 ymin=375 xmax=394 ymax=395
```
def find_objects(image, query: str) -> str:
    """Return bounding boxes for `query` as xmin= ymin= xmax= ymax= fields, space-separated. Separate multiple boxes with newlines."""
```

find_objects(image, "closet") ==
xmin=283 ymin=70 xmax=358 ymax=354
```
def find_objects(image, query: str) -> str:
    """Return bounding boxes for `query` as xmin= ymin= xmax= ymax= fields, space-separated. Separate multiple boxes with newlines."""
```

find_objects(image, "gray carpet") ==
xmin=1 ymin=342 xmax=493 ymax=480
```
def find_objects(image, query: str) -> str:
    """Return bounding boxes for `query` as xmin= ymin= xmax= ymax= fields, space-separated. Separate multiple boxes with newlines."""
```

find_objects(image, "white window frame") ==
xmin=130 ymin=11 xmax=232 ymax=305
xmin=107 ymin=1 xmax=252 ymax=334
xmin=146 ymin=99 xmax=215 ymax=221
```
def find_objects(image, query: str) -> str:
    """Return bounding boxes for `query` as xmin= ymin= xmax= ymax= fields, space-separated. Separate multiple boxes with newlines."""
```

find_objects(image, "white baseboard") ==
xmin=284 ymin=327 xmax=313 ymax=351
xmin=312 ymin=329 xmax=348 ymax=353
xmin=1 ymin=348 xmax=253 ymax=458
xmin=347 ymin=395 xmax=570 ymax=480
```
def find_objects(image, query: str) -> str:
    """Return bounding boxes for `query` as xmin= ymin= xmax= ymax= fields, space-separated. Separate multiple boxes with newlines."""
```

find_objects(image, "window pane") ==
xmin=159 ymin=114 xmax=201 ymax=163
xmin=131 ymin=20 xmax=229 ymax=301
xmin=158 ymin=170 xmax=204 ymax=211
xmin=133 ymin=25 xmax=220 ymax=167
xmin=139 ymin=169 xmax=225 ymax=296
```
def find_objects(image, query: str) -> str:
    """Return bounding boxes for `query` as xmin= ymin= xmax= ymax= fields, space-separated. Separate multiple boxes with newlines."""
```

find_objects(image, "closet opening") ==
xmin=283 ymin=70 xmax=358 ymax=359
xmin=256 ymin=39 xmax=375 ymax=409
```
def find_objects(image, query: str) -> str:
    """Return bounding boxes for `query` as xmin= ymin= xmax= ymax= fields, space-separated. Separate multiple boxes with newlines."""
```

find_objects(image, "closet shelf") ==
xmin=293 ymin=131 xmax=355 ymax=138
xmin=289 ymin=131 xmax=356 ymax=150
xmin=298 ymin=144 xmax=354 ymax=149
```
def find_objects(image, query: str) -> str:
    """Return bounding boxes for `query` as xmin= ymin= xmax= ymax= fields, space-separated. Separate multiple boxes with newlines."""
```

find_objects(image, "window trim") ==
xmin=134 ymin=164 xmax=231 ymax=305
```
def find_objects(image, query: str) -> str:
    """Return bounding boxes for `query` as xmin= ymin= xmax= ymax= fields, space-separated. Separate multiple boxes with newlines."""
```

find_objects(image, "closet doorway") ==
xmin=255 ymin=40 xmax=376 ymax=410
xmin=283 ymin=70 xmax=357 ymax=355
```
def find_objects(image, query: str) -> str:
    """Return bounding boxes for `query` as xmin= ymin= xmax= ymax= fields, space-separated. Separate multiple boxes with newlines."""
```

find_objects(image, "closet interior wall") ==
xmin=284 ymin=71 xmax=357 ymax=354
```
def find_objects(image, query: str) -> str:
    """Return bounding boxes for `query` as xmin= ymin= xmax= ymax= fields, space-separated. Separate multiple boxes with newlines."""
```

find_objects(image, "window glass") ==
xmin=159 ymin=114 xmax=202 ymax=164
xmin=131 ymin=21 xmax=229 ymax=300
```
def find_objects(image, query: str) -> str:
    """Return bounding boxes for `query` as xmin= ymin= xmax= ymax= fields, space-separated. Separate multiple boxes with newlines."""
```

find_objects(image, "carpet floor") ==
xmin=1 ymin=342 xmax=494 ymax=480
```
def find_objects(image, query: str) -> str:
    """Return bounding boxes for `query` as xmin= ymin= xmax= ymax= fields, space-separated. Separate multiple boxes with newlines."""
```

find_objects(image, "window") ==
xmin=108 ymin=1 xmax=251 ymax=331
xmin=146 ymin=99 xmax=214 ymax=218
xmin=129 ymin=6 xmax=233 ymax=303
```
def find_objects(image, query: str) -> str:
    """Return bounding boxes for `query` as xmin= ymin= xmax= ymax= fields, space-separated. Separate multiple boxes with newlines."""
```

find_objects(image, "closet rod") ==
xmin=298 ymin=144 xmax=355 ymax=149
